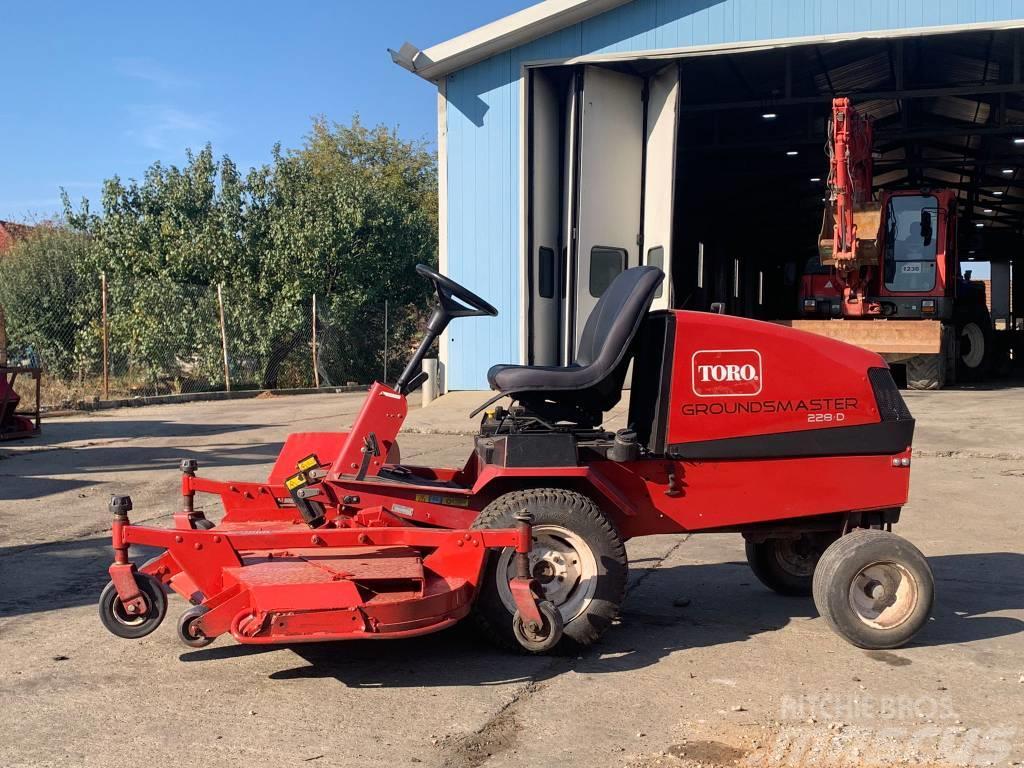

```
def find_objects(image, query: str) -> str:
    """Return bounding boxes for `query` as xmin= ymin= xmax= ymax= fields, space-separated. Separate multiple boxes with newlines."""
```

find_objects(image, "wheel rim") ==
xmin=110 ymin=592 xmax=152 ymax=628
xmin=496 ymin=524 xmax=598 ymax=624
xmin=181 ymin=610 xmax=210 ymax=645
xmin=960 ymin=323 xmax=985 ymax=369
xmin=772 ymin=538 xmax=816 ymax=578
xmin=847 ymin=561 xmax=920 ymax=630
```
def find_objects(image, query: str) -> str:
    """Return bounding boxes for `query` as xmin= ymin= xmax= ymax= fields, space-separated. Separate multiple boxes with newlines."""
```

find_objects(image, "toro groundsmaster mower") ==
xmin=99 ymin=264 xmax=932 ymax=653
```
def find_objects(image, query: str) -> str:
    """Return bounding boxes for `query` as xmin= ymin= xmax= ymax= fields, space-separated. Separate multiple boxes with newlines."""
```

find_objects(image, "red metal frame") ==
xmin=114 ymin=521 xmax=534 ymax=644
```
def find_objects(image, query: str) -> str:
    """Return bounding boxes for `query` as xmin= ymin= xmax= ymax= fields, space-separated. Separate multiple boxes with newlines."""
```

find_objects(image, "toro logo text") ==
xmin=691 ymin=349 xmax=763 ymax=397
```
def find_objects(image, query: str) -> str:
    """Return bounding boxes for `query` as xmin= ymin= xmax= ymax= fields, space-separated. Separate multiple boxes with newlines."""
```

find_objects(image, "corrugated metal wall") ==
xmin=442 ymin=0 xmax=1024 ymax=389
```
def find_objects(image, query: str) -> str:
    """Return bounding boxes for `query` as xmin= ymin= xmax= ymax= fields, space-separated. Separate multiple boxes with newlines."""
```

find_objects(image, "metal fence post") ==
xmin=217 ymin=284 xmax=231 ymax=392
xmin=312 ymin=294 xmax=320 ymax=389
xmin=101 ymin=272 xmax=109 ymax=400
xmin=0 ymin=306 xmax=7 ymax=367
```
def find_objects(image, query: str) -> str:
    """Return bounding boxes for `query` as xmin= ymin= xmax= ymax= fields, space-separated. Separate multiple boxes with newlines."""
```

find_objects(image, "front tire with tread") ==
xmin=472 ymin=488 xmax=626 ymax=650
xmin=906 ymin=354 xmax=945 ymax=390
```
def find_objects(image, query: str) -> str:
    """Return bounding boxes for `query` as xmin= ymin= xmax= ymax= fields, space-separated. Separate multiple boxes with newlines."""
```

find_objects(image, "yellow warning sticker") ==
xmin=415 ymin=493 xmax=470 ymax=507
xmin=297 ymin=455 xmax=319 ymax=472
xmin=285 ymin=472 xmax=307 ymax=491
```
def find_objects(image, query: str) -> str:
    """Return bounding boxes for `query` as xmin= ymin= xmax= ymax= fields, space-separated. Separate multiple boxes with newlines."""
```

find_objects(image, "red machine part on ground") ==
xmin=0 ymin=367 xmax=41 ymax=441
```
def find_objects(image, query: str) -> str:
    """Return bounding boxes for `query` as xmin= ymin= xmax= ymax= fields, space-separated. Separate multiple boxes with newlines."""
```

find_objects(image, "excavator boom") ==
xmin=817 ymin=97 xmax=883 ymax=316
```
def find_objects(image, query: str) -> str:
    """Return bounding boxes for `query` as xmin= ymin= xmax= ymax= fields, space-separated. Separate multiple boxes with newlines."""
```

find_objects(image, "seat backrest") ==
xmin=571 ymin=266 xmax=664 ymax=412
xmin=575 ymin=266 xmax=664 ymax=369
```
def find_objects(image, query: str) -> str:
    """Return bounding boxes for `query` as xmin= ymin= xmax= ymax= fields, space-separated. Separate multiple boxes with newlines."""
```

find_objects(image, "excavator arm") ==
xmin=818 ymin=97 xmax=883 ymax=316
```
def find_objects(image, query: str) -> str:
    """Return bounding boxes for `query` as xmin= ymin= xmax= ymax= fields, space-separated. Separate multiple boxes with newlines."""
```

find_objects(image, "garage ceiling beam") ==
xmin=680 ymin=122 xmax=1024 ymax=152
xmin=917 ymin=175 xmax=1024 ymax=202
xmin=874 ymin=154 xmax=1024 ymax=170
xmin=957 ymin=198 xmax=1022 ymax=219
xmin=679 ymin=82 xmax=1024 ymax=113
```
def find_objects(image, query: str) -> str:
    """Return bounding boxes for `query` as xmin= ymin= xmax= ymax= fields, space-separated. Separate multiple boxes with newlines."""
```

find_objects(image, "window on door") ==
xmin=646 ymin=246 xmax=664 ymax=298
xmin=590 ymin=246 xmax=627 ymax=297
xmin=538 ymin=247 xmax=555 ymax=299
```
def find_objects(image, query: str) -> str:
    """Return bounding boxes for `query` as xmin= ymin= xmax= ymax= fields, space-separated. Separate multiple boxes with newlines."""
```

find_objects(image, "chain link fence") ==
xmin=1 ymin=275 xmax=411 ymax=410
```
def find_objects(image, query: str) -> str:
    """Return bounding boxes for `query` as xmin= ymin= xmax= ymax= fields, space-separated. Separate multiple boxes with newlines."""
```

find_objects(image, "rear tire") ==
xmin=956 ymin=316 xmax=991 ymax=382
xmin=472 ymin=488 xmax=627 ymax=650
xmin=906 ymin=354 xmax=945 ymax=390
xmin=745 ymin=534 xmax=838 ymax=596
xmin=812 ymin=529 xmax=934 ymax=649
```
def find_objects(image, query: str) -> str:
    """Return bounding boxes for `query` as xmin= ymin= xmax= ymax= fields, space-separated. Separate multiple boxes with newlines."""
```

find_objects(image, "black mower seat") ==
xmin=485 ymin=266 xmax=663 ymax=422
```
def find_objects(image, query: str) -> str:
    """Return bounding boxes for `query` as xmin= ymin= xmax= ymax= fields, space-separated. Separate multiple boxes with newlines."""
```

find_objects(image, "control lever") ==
xmin=355 ymin=432 xmax=380 ymax=481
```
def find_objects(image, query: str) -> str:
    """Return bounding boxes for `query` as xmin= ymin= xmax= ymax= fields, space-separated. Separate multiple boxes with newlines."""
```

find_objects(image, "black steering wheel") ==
xmin=416 ymin=264 xmax=498 ymax=318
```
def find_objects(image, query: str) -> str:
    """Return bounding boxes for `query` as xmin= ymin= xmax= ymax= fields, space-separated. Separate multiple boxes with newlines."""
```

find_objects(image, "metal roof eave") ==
xmin=389 ymin=0 xmax=631 ymax=81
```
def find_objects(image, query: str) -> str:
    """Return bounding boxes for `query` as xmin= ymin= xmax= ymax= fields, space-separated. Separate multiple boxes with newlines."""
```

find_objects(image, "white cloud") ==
xmin=114 ymin=57 xmax=190 ymax=90
xmin=123 ymin=105 xmax=220 ymax=151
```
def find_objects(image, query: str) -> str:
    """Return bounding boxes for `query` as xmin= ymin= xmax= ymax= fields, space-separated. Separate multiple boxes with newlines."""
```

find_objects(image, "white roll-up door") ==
xmin=642 ymin=63 xmax=680 ymax=311
xmin=528 ymin=69 xmax=563 ymax=365
xmin=573 ymin=65 xmax=645 ymax=349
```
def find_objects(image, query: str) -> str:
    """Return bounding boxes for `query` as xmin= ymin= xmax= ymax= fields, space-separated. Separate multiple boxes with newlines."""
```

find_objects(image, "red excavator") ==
xmin=795 ymin=97 xmax=993 ymax=389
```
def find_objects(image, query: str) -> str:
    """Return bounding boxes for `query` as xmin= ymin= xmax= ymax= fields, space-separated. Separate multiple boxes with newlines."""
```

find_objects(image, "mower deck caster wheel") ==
xmin=98 ymin=574 xmax=167 ymax=639
xmin=473 ymin=488 xmax=627 ymax=650
xmin=812 ymin=529 xmax=934 ymax=649
xmin=177 ymin=606 xmax=214 ymax=648
xmin=512 ymin=601 xmax=563 ymax=653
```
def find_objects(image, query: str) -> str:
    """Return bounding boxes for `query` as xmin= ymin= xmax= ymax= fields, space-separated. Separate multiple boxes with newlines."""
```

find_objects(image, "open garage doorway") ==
xmin=672 ymin=31 xmax=1024 ymax=322
xmin=524 ymin=28 xmax=1023 ymax=377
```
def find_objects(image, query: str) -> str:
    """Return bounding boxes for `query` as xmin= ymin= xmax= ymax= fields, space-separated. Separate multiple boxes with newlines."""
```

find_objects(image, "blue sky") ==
xmin=0 ymin=1 xmax=531 ymax=222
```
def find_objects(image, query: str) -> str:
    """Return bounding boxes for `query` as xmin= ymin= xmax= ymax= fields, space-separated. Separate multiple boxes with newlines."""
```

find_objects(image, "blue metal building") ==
xmin=394 ymin=0 xmax=1024 ymax=390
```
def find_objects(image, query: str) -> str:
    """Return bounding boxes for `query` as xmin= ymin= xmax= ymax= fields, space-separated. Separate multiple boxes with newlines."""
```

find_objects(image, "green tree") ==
xmin=62 ymin=116 xmax=439 ymax=390
xmin=261 ymin=116 xmax=438 ymax=385
xmin=0 ymin=226 xmax=98 ymax=378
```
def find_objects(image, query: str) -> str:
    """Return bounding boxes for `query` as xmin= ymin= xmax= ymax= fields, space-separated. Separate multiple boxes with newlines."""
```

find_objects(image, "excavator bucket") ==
xmin=818 ymin=203 xmax=883 ymax=269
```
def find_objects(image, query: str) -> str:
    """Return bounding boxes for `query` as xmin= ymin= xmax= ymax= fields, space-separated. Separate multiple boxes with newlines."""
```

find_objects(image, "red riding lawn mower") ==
xmin=100 ymin=264 xmax=933 ymax=654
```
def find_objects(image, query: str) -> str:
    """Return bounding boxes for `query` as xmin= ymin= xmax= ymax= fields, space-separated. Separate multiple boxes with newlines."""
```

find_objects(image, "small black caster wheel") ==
xmin=98 ymin=574 xmax=167 ymax=639
xmin=194 ymin=518 xmax=215 ymax=530
xmin=512 ymin=600 xmax=563 ymax=653
xmin=177 ymin=605 xmax=215 ymax=648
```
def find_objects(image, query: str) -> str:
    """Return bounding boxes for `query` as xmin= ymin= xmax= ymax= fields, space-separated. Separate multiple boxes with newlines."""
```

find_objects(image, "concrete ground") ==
xmin=1 ymin=387 xmax=1022 ymax=768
